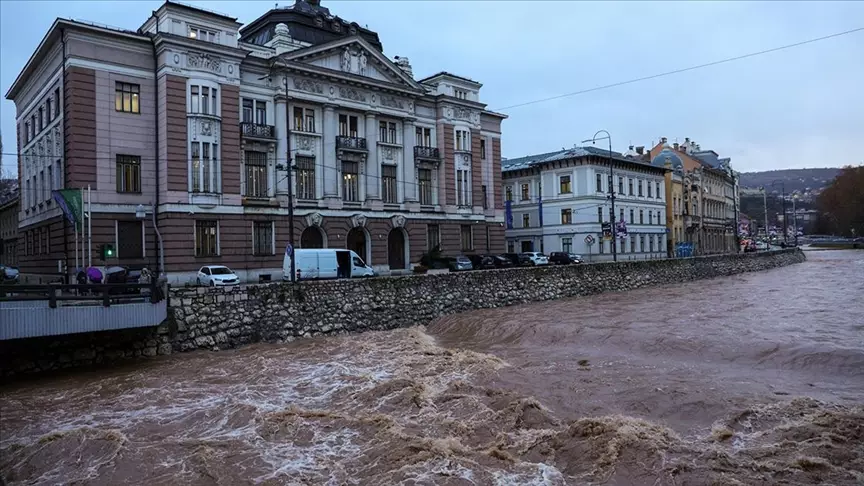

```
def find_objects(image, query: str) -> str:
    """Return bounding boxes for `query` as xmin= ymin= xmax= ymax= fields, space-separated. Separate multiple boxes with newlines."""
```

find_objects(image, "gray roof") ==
xmin=502 ymin=146 xmax=655 ymax=174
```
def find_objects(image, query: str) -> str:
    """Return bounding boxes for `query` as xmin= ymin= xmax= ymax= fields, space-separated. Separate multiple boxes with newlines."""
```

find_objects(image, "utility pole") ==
xmin=792 ymin=196 xmax=798 ymax=246
xmin=762 ymin=187 xmax=768 ymax=242
xmin=284 ymin=75 xmax=296 ymax=282
xmin=583 ymin=130 xmax=616 ymax=262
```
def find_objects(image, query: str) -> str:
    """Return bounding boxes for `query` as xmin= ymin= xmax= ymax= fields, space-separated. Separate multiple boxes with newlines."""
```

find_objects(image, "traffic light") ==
xmin=100 ymin=243 xmax=116 ymax=260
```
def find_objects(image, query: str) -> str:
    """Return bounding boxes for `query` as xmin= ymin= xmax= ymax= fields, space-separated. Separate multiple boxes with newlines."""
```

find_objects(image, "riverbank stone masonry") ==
xmin=1 ymin=249 xmax=806 ymax=376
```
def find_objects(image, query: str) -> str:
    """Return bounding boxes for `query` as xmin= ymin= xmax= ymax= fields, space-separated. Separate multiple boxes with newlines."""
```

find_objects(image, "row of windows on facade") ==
xmin=192 ymin=221 xmax=478 ymax=258
xmin=22 ymin=160 xmax=61 ymax=210
xmin=505 ymin=175 xmax=663 ymax=202
xmin=514 ymin=207 xmax=665 ymax=229
xmin=22 ymin=87 xmax=61 ymax=145
xmin=507 ymin=233 xmax=666 ymax=255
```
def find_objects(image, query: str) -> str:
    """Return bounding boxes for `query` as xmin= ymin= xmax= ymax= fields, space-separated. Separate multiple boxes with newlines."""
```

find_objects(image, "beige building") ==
xmin=6 ymin=0 xmax=506 ymax=283
xmin=650 ymin=137 xmax=738 ymax=255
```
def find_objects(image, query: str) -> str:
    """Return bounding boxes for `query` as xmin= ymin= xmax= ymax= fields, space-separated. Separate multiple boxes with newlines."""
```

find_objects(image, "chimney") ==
xmin=661 ymin=137 xmax=668 ymax=144
xmin=635 ymin=146 xmax=644 ymax=155
xmin=673 ymin=142 xmax=679 ymax=151
xmin=685 ymin=137 xmax=690 ymax=143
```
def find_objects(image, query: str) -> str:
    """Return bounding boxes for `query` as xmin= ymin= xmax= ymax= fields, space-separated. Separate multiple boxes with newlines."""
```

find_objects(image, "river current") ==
xmin=1 ymin=250 xmax=862 ymax=485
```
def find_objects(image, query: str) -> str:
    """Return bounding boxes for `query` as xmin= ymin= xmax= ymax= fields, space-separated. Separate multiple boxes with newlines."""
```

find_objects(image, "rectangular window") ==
xmin=202 ymin=142 xmax=211 ymax=191
xmin=191 ymin=86 xmax=200 ymax=114
xmin=48 ymin=165 xmax=53 ymax=194
xmin=294 ymin=107 xmax=303 ymax=130
xmin=521 ymin=183 xmax=529 ymax=201
xmin=639 ymin=210 xmax=644 ymax=224
xmin=559 ymin=175 xmax=571 ymax=194
xmin=339 ymin=114 xmax=359 ymax=137
xmin=116 ymin=155 xmax=141 ymax=193
xmin=117 ymin=221 xmax=143 ymax=258
xmin=596 ymin=173 xmax=603 ymax=192
xmin=296 ymin=156 xmax=316 ymax=200
xmin=461 ymin=225 xmax=473 ymax=250
xmin=562 ymin=237 xmax=572 ymax=253
xmin=243 ymin=99 xmax=254 ymax=123
xmin=24 ymin=121 xmax=30 ymax=144
xmin=54 ymin=88 xmax=60 ymax=117
xmin=620 ymin=208 xmax=624 ymax=223
xmin=457 ymin=169 xmax=470 ymax=206
xmin=629 ymin=179 xmax=634 ymax=196
xmin=379 ymin=121 xmax=387 ymax=142
xmin=253 ymin=221 xmax=274 ymax=256
xmin=189 ymin=26 xmax=217 ymax=42
xmin=255 ymin=101 xmax=266 ymax=125
xmin=630 ymin=236 xmax=636 ymax=253
xmin=598 ymin=234 xmax=605 ymax=254
xmin=649 ymin=235 xmax=655 ymax=252
xmin=39 ymin=171 xmax=45 ymax=203
xmin=389 ymin=122 xmax=397 ymax=144
xmin=639 ymin=235 xmax=645 ymax=252
xmin=480 ymin=139 xmax=487 ymax=160
xmin=244 ymin=150 xmax=268 ymax=198
xmin=598 ymin=207 xmax=603 ymax=223
xmin=454 ymin=89 xmax=468 ymax=100
xmin=191 ymin=142 xmax=201 ymax=192
xmin=415 ymin=126 xmax=432 ymax=147
xmin=630 ymin=209 xmax=635 ymax=224
xmin=648 ymin=211 xmax=653 ymax=225
xmin=455 ymin=129 xmax=470 ymax=151
xmin=115 ymin=82 xmax=140 ymax=113
xmin=618 ymin=177 xmax=624 ymax=195
xmin=482 ymin=185 xmax=488 ymax=209
xmin=638 ymin=180 xmax=644 ymax=197
xmin=30 ymin=116 xmax=35 ymax=139
xmin=201 ymin=87 xmax=210 ymax=115
xmin=418 ymin=168 xmax=433 ymax=205
xmin=305 ymin=109 xmax=315 ymax=133
xmin=342 ymin=161 xmax=359 ymax=201
xmin=427 ymin=224 xmax=440 ymax=251
xmin=505 ymin=186 xmax=513 ymax=202
xmin=38 ymin=107 xmax=44 ymax=131
xmin=523 ymin=213 xmax=530 ymax=228
xmin=647 ymin=182 xmax=653 ymax=198
xmin=561 ymin=208 xmax=572 ymax=225
xmin=381 ymin=164 xmax=397 ymax=203
xmin=195 ymin=220 xmax=218 ymax=257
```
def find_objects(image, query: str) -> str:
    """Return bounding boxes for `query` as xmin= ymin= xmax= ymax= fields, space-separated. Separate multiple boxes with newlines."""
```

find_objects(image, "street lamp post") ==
xmin=771 ymin=180 xmax=787 ymax=246
xmin=263 ymin=64 xmax=297 ymax=282
xmin=582 ymin=130 xmax=616 ymax=262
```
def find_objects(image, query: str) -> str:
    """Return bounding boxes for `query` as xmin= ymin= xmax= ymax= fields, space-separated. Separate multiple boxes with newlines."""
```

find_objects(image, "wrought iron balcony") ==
xmin=414 ymin=145 xmax=440 ymax=160
xmin=336 ymin=136 xmax=367 ymax=151
xmin=240 ymin=122 xmax=276 ymax=139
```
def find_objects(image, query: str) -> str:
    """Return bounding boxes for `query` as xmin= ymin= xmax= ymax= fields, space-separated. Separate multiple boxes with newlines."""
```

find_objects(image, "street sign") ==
xmin=584 ymin=235 xmax=595 ymax=246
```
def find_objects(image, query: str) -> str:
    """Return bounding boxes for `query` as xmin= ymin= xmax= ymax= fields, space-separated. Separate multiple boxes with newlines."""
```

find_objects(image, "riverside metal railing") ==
xmin=0 ymin=281 xmax=166 ymax=308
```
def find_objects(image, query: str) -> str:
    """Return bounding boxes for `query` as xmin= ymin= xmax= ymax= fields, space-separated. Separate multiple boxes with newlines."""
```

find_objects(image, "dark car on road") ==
xmin=446 ymin=256 xmax=473 ymax=272
xmin=501 ymin=253 xmax=523 ymax=267
xmin=478 ymin=255 xmax=513 ymax=270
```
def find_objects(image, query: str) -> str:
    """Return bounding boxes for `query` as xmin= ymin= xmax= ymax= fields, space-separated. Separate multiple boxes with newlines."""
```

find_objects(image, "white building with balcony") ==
xmin=502 ymin=146 xmax=668 ymax=261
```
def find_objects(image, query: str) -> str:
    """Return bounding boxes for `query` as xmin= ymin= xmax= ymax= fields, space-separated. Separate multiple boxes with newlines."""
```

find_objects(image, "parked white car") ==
xmin=197 ymin=265 xmax=240 ymax=287
xmin=521 ymin=252 xmax=550 ymax=266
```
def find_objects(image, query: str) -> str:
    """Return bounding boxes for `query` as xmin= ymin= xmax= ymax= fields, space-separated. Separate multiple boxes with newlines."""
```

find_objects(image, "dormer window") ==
xmin=189 ymin=26 xmax=218 ymax=43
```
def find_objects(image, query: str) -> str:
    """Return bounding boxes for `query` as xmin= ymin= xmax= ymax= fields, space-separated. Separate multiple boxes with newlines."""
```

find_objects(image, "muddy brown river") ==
xmin=1 ymin=251 xmax=863 ymax=485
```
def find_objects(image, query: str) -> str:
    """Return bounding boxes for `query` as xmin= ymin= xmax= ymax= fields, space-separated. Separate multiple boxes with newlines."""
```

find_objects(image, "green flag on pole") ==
xmin=52 ymin=189 xmax=84 ymax=225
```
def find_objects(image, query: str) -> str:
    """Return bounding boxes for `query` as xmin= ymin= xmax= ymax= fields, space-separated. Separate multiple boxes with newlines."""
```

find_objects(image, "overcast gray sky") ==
xmin=2 ymin=0 xmax=863 ymax=178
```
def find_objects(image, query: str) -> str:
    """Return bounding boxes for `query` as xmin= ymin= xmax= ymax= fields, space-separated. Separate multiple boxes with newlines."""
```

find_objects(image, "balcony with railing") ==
xmin=414 ymin=145 xmax=440 ymax=160
xmin=336 ymin=136 xmax=367 ymax=151
xmin=240 ymin=122 xmax=276 ymax=140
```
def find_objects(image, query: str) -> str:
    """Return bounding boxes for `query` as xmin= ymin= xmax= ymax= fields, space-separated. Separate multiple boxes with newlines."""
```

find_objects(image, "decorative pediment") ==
xmin=350 ymin=214 xmax=367 ymax=228
xmin=276 ymin=36 xmax=424 ymax=92
xmin=305 ymin=212 xmax=323 ymax=228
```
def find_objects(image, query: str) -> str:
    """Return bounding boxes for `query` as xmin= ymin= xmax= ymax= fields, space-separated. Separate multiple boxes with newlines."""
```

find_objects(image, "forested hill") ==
xmin=738 ymin=168 xmax=840 ymax=193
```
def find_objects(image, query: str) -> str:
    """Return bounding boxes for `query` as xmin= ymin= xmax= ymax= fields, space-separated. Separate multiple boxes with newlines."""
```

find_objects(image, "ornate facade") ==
xmin=6 ymin=0 xmax=506 ymax=282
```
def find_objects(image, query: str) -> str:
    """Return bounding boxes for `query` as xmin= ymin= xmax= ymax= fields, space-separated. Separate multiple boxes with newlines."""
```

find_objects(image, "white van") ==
xmin=283 ymin=248 xmax=375 ymax=281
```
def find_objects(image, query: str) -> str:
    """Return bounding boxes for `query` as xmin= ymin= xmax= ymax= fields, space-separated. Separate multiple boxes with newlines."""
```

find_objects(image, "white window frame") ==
xmin=188 ymin=80 xmax=221 ymax=117
xmin=455 ymin=128 xmax=471 ymax=152
xmin=188 ymin=25 xmax=219 ymax=43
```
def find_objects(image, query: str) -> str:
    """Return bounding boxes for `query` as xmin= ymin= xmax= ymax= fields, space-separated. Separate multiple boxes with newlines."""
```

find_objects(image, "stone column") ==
xmin=364 ymin=112 xmax=380 ymax=201
xmin=322 ymin=105 xmax=338 ymax=199
xmin=275 ymin=95 xmax=289 ymax=195
xmin=402 ymin=118 xmax=416 ymax=203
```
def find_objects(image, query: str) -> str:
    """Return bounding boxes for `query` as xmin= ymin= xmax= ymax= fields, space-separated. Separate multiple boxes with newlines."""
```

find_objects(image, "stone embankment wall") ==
xmin=1 ymin=249 xmax=805 ymax=376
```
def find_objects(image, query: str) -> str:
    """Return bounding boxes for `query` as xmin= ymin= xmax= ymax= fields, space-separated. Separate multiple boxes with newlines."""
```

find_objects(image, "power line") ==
xmin=494 ymin=27 xmax=864 ymax=111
